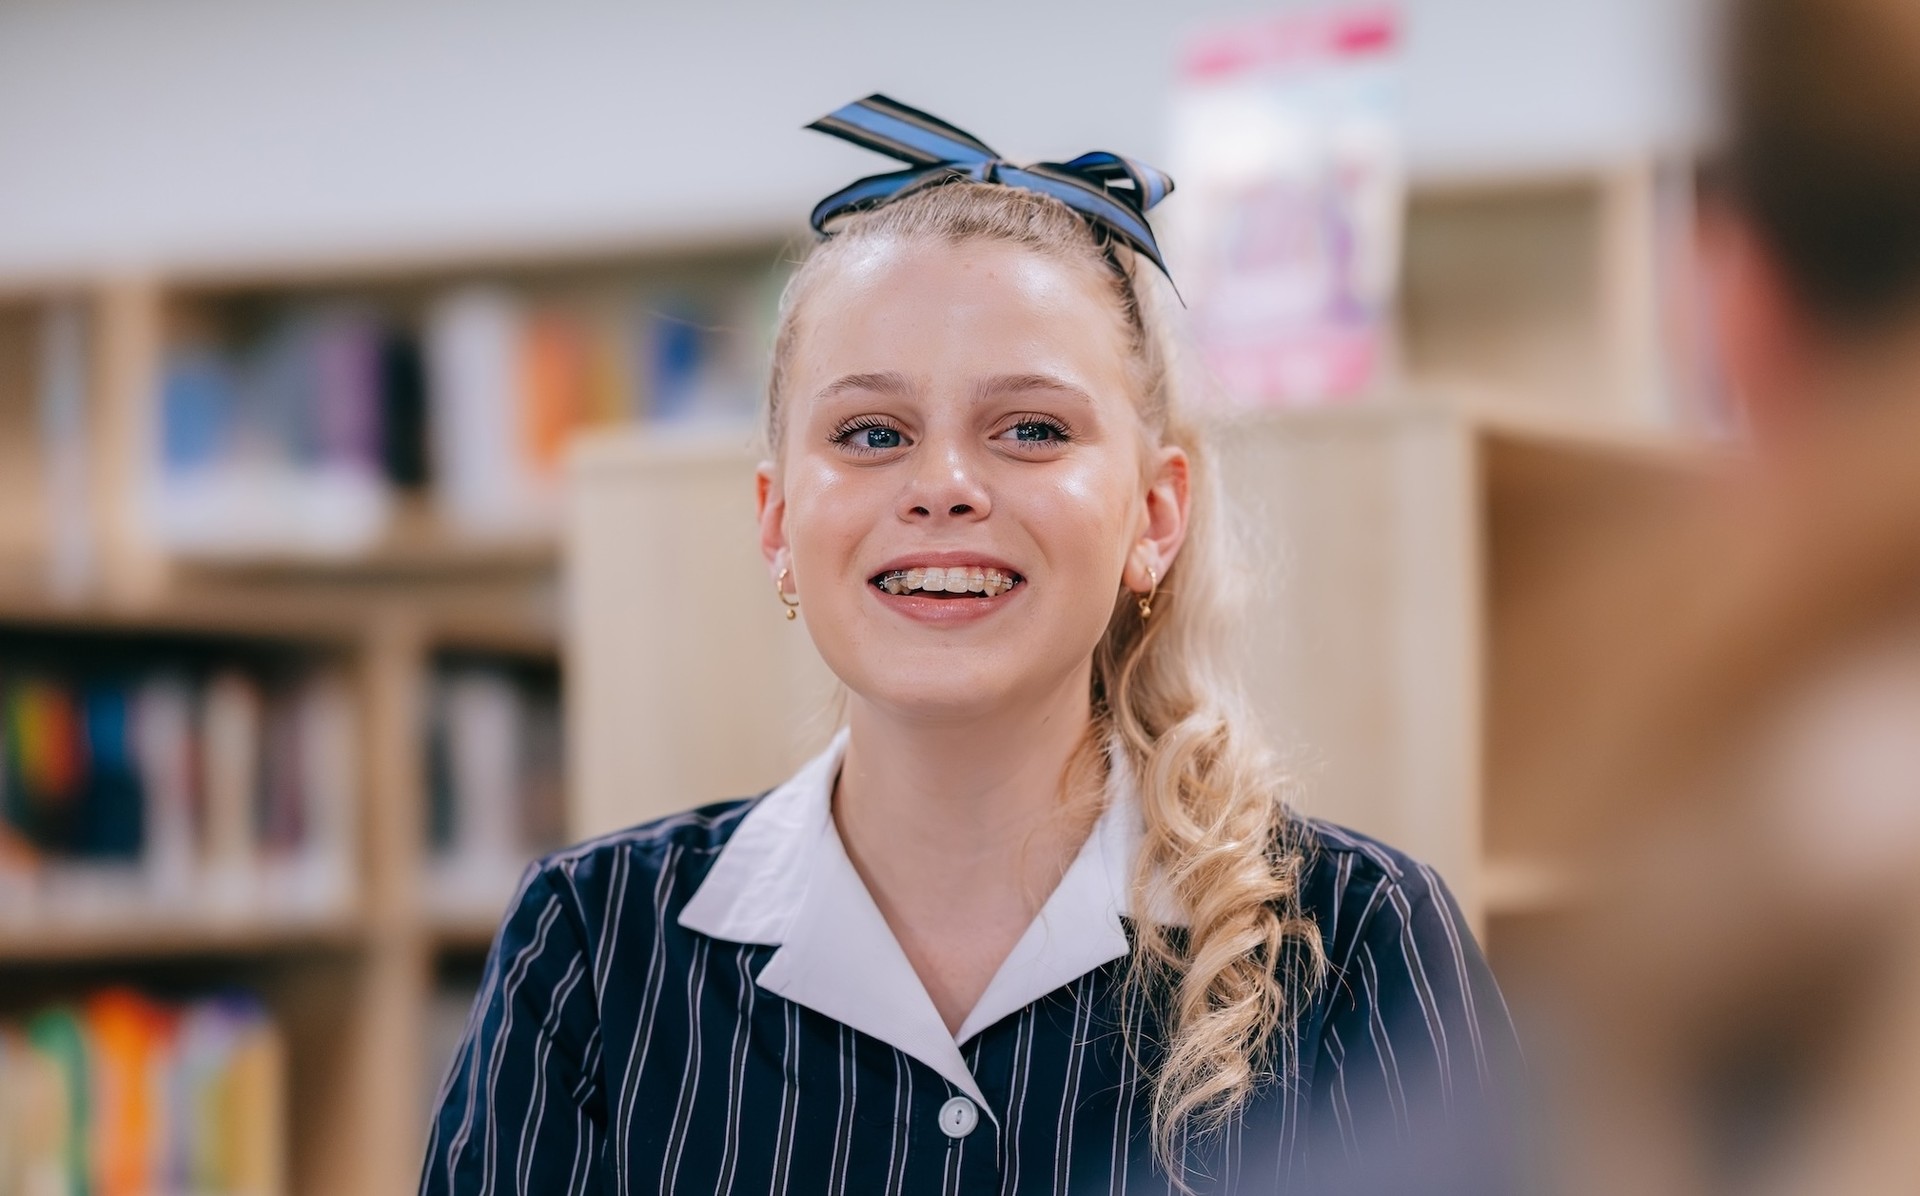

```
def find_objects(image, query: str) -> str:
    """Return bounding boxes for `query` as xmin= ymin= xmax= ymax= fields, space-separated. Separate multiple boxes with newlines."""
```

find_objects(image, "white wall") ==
xmin=0 ymin=0 xmax=1709 ymax=279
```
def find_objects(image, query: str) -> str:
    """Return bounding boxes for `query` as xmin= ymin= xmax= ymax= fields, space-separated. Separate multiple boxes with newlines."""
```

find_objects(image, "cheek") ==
xmin=780 ymin=459 xmax=869 ymax=570
xmin=1022 ymin=457 xmax=1142 ymax=577
xmin=1057 ymin=448 xmax=1144 ymax=526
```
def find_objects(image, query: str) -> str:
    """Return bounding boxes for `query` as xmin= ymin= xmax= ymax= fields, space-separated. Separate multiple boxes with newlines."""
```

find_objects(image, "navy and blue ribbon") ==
xmin=806 ymin=94 xmax=1178 ymax=283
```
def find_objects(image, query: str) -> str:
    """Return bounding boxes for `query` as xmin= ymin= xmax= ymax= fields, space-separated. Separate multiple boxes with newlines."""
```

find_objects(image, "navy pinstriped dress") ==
xmin=421 ymin=732 xmax=1520 ymax=1195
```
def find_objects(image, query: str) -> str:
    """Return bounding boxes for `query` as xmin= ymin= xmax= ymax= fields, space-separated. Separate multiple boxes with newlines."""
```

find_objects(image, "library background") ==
xmin=0 ymin=1 xmax=1808 ymax=1193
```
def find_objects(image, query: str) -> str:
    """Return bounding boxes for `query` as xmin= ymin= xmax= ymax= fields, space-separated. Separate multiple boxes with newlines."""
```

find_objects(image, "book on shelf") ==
xmin=154 ymin=307 xmax=395 ymax=556
xmin=424 ymin=287 xmax=552 ymax=537
xmin=0 ymin=989 xmax=285 ymax=1196
xmin=630 ymin=286 xmax=767 ymax=431
xmin=424 ymin=660 xmax=564 ymax=921
xmin=424 ymin=282 xmax=768 ymax=535
xmin=1 ymin=300 xmax=97 ymax=595
xmin=0 ymin=659 xmax=356 ymax=930
xmin=152 ymin=272 xmax=774 ymax=554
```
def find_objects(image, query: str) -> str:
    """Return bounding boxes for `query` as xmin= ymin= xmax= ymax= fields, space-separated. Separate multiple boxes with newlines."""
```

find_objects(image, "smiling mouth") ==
xmin=870 ymin=566 xmax=1024 ymax=598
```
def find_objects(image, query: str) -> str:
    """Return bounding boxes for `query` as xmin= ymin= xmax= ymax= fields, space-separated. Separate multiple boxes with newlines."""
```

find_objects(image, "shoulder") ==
xmin=540 ymin=794 xmax=765 ymax=875
xmin=1288 ymin=816 xmax=1478 ymax=980
xmin=504 ymin=795 xmax=767 ymax=947
xmin=1286 ymin=817 xmax=1518 ymax=1065
xmin=1280 ymin=823 xmax=1523 ymax=1186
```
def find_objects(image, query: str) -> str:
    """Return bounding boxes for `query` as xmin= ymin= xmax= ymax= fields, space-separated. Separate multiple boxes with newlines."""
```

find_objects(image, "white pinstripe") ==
xmin=1418 ymin=860 xmax=1492 ymax=1088
xmin=713 ymin=942 xmax=758 ymax=1192
xmin=475 ymin=895 xmax=564 ymax=1196
xmin=1357 ymin=945 xmax=1411 ymax=1140
xmin=515 ymin=951 xmax=588 ymax=1193
xmin=612 ymin=844 xmax=682 ymax=1185
xmin=659 ymin=933 xmax=712 ymax=1193
xmin=883 ymin=1048 xmax=912 ymax=1196
xmin=1052 ymin=974 xmax=1094 ymax=1195
xmin=770 ymin=1000 xmax=801 ymax=1196
xmin=828 ymin=1023 xmax=857 ymax=1194
xmin=999 ymin=1005 xmax=1035 ymax=1196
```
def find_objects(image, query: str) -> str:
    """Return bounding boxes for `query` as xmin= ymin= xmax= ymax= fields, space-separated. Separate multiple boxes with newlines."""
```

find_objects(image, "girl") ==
xmin=422 ymin=96 xmax=1517 ymax=1195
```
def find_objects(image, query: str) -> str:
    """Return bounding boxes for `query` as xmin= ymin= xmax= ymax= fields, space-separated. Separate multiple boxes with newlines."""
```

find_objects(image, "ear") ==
xmin=755 ymin=460 xmax=789 ymax=581
xmin=1698 ymin=200 xmax=1820 ymax=440
xmin=1125 ymin=444 xmax=1191 ymax=593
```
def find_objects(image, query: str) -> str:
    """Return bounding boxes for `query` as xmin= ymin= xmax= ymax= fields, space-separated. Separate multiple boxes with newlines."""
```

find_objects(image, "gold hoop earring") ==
xmin=1138 ymin=566 xmax=1159 ymax=620
xmin=776 ymin=567 xmax=800 ymax=620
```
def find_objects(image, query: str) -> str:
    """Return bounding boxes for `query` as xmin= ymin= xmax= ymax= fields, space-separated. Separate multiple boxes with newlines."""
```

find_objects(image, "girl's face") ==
xmin=757 ymin=237 xmax=1189 ymax=722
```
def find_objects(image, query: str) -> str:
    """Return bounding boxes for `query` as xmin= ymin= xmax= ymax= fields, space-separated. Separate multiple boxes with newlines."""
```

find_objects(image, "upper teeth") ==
xmin=875 ymin=566 xmax=1019 ymax=597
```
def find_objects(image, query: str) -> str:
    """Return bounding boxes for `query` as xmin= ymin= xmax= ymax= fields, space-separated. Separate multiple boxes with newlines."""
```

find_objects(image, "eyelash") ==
xmin=826 ymin=413 xmax=1075 ymax=455
xmin=827 ymin=416 xmax=904 ymax=456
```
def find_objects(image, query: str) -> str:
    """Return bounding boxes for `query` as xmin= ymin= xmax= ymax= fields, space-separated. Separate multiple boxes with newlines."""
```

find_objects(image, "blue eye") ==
xmin=1002 ymin=416 xmax=1072 ymax=445
xmin=830 ymin=417 xmax=907 ymax=454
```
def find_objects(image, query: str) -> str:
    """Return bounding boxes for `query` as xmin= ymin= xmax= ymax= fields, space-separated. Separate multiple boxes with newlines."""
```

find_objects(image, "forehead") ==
xmin=787 ymin=237 xmax=1137 ymax=408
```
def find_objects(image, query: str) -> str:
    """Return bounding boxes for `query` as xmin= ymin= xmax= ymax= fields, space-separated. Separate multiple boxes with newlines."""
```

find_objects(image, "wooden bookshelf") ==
xmin=0 ymin=596 xmax=556 ymax=1195
xmin=0 ymin=915 xmax=368 ymax=965
xmin=2 ymin=162 xmax=1700 ymax=595
xmin=1400 ymin=159 xmax=1705 ymax=429
xmin=0 ymin=160 xmax=1705 ymax=1195
xmin=0 ymin=237 xmax=781 ymax=605
xmin=170 ymin=494 xmax=561 ymax=580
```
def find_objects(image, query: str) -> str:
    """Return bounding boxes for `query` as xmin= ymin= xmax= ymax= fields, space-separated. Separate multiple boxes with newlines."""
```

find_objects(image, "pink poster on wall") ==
xmin=1168 ymin=6 xmax=1404 ymax=407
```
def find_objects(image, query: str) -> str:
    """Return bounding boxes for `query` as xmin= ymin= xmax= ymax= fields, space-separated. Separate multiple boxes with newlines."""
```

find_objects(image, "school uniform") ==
xmin=420 ymin=727 xmax=1520 ymax=1195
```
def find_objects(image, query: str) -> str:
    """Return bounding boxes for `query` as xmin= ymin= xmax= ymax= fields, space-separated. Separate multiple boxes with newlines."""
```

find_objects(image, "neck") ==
xmin=831 ymin=667 xmax=1105 ymax=1032
xmin=835 ymin=667 xmax=1098 ymax=870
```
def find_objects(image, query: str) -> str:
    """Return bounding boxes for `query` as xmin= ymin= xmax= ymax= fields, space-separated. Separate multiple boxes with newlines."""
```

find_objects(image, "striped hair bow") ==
xmin=806 ymin=94 xmax=1178 ymax=283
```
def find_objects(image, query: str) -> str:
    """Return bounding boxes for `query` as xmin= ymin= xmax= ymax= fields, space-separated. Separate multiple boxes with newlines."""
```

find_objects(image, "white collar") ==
xmin=677 ymin=725 xmax=1179 ymax=1120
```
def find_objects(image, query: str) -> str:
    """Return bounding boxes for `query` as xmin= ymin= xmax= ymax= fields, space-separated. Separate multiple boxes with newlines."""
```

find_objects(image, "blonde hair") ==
xmin=762 ymin=181 xmax=1326 ymax=1185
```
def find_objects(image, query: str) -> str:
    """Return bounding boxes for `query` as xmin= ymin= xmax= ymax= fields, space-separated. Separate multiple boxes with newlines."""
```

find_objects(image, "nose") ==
xmin=899 ymin=433 xmax=991 ymax=522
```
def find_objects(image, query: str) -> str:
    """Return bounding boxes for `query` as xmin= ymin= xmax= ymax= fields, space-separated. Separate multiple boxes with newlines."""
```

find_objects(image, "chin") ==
xmin=843 ymin=669 xmax=1022 ymax=724
xmin=845 ymin=645 xmax=1098 ymax=727
xmin=831 ymin=606 xmax=1106 ymax=712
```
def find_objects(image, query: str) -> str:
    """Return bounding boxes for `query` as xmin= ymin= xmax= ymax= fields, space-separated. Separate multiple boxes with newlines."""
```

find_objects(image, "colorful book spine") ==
xmin=0 ymin=991 xmax=285 ymax=1196
xmin=154 ymin=270 xmax=779 ymax=547
xmin=153 ymin=306 xmax=395 ymax=555
xmin=0 ymin=660 xmax=358 ymax=926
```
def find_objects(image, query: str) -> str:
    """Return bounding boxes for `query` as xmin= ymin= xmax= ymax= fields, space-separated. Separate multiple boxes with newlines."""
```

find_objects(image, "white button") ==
xmin=938 ymin=1095 xmax=979 ymax=1139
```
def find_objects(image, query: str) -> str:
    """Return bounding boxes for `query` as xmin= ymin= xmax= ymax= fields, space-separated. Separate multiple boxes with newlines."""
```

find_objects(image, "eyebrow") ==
xmin=973 ymin=373 xmax=1096 ymax=406
xmin=810 ymin=370 xmax=1095 ymax=406
xmin=812 ymin=371 xmax=913 ymax=404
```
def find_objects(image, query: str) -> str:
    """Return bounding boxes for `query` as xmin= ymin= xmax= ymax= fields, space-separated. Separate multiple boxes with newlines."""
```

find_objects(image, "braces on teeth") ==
xmin=873 ymin=566 xmax=1022 ymax=597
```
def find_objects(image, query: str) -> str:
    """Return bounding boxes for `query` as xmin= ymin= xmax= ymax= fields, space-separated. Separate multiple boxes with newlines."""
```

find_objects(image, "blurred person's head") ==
xmin=1703 ymin=0 xmax=1920 ymax=437
xmin=750 ymin=178 xmax=1329 ymax=1181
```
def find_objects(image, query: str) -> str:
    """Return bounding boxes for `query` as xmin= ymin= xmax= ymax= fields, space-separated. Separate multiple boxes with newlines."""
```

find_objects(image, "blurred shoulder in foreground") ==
xmin=1511 ymin=1 xmax=1920 ymax=1191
